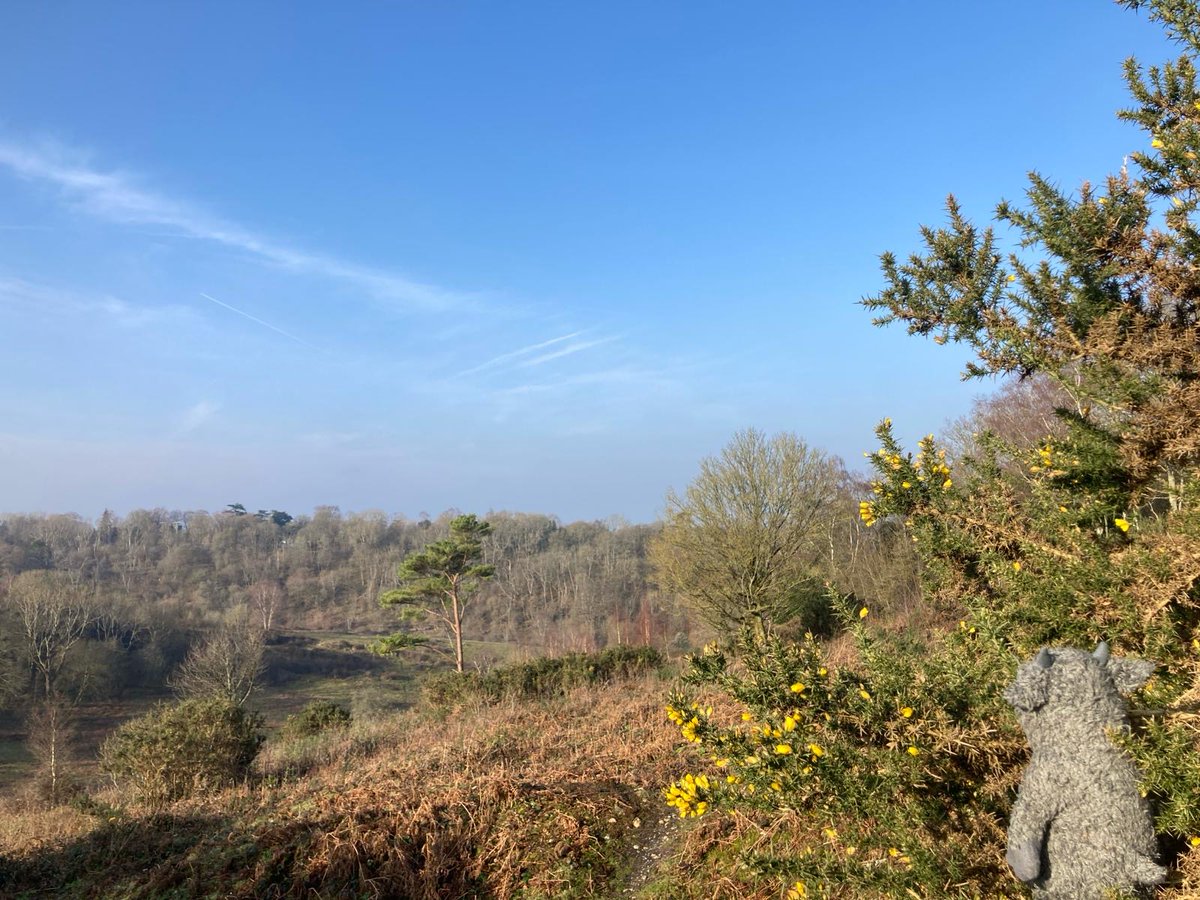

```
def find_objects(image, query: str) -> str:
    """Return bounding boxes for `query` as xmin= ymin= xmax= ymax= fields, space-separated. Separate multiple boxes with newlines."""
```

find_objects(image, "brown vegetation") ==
xmin=0 ymin=673 xmax=690 ymax=898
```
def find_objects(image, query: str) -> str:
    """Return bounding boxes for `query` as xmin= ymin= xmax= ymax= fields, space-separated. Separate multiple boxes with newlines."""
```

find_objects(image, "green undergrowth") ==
xmin=422 ymin=644 xmax=669 ymax=708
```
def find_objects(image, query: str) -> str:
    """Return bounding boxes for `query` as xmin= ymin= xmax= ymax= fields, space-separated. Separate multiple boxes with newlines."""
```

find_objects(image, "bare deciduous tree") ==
xmin=171 ymin=610 xmax=265 ymax=706
xmin=5 ymin=570 xmax=94 ymax=699
xmin=26 ymin=695 xmax=77 ymax=801
xmin=650 ymin=429 xmax=847 ymax=640
xmin=248 ymin=580 xmax=284 ymax=634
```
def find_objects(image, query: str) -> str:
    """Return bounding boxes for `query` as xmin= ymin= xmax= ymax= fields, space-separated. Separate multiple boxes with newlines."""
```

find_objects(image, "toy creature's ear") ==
xmin=1106 ymin=657 xmax=1154 ymax=693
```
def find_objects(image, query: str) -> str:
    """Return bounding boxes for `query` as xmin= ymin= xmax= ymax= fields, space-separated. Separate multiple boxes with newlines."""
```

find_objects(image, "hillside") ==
xmin=0 ymin=664 xmax=690 ymax=899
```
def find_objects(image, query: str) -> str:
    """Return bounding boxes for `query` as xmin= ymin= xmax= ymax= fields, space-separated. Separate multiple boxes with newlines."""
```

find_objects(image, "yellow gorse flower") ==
xmin=663 ymin=772 xmax=711 ymax=818
xmin=1115 ymin=517 xmax=1131 ymax=532
xmin=775 ymin=743 xmax=793 ymax=755
xmin=680 ymin=717 xmax=702 ymax=743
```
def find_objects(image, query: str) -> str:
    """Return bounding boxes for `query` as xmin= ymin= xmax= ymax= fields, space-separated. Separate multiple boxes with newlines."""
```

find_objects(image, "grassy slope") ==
xmin=0 ymin=674 xmax=693 ymax=899
xmin=17 ymin=641 xmax=1199 ymax=898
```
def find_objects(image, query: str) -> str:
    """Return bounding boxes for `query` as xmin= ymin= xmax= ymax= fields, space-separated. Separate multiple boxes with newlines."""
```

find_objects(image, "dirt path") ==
xmin=620 ymin=795 xmax=687 ymax=895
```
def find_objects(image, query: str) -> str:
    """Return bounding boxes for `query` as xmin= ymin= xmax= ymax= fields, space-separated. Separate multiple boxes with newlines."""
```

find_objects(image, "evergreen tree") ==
xmin=378 ymin=514 xmax=495 ymax=673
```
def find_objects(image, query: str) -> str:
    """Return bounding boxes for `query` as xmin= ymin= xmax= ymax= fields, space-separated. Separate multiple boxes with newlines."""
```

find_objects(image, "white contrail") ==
xmin=516 ymin=337 xmax=615 ymax=368
xmin=199 ymin=292 xmax=319 ymax=350
xmin=455 ymin=331 xmax=583 ymax=377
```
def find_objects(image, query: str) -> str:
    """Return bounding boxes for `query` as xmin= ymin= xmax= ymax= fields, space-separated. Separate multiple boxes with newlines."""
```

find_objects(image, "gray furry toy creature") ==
xmin=1004 ymin=642 xmax=1166 ymax=898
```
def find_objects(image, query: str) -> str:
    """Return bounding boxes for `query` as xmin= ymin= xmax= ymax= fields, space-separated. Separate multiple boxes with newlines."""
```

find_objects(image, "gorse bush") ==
xmin=99 ymin=697 xmax=264 ymax=806
xmin=665 ymin=618 xmax=1026 ymax=897
xmin=423 ymin=645 xmax=665 ymax=708
xmin=280 ymin=699 xmax=352 ymax=739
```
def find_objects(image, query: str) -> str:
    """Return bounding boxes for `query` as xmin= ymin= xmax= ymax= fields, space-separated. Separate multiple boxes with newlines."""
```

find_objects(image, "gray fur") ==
xmin=1004 ymin=644 xmax=1165 ymax=899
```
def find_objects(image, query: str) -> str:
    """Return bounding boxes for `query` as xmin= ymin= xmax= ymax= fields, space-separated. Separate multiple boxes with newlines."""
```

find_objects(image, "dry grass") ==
xmin=0 ymin=795 xmax=94 ymax=856
xmin=0 ymin=673 xmax=693 ymax=898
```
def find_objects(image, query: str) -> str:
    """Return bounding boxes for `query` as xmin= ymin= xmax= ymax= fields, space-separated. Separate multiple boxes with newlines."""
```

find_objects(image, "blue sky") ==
xmin=0 ymin=1 xmax=1175 ymax=523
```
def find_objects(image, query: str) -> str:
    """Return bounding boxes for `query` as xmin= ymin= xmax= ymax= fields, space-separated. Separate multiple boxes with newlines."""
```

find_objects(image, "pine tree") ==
xmin=378 ymin=514 xmax=495 ymax=673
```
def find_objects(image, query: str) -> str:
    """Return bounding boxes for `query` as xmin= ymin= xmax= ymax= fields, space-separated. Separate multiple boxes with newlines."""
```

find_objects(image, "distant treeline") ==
xmin=0 ymin=507 xmax=699 ymax=711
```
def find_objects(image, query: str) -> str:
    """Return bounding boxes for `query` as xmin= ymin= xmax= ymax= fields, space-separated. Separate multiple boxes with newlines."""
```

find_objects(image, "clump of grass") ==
xmin=0 ymin=795 xmax=95 ymax=858
xmin=255 ymin=712 xmax=395 ymax=782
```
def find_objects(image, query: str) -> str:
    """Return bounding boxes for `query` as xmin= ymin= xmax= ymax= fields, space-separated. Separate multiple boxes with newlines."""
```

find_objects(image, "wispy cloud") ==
xmin=298 ymin=430 xmax=365 ymax=448
xmin=0 ymin=274 xmax=191 ymax=327
xmin=0 ymin=138 xmax=472 ymax=313
xmin=199 ymin=292 xmax=320 ymax=351
xmin=175 ymin=399 xmax=220 ymax=434
xmin=498 ymin=365 xmax=653 ymax=396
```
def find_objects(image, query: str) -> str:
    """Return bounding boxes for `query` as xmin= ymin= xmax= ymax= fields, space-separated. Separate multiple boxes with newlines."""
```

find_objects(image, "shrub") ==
xmin=423 ymin=645 xmax=665 ymax=708
xmin=664 ymin=618 xmax=1025 ymax=897
xmin=280 ymin=699 xmax=352 ymax=739
xmin=99 ymin=697 xmax=264 ymax=805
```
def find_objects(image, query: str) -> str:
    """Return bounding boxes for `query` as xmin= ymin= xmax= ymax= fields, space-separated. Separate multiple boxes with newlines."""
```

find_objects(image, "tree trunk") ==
xmin=452 ymin=589 xmax=465 ymax=673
